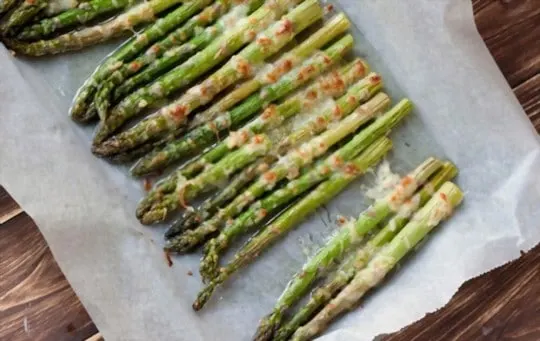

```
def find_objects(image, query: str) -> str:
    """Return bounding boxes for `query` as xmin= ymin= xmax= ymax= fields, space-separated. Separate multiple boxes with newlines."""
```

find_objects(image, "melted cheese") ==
xmin=365 ymin=161 xmax=400 ymax=201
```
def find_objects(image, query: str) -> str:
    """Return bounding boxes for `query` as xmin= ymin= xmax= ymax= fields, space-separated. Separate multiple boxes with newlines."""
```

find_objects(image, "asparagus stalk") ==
xmin=68 ymin=0 xmax=219 ymax=122
xmin=0 ymin=0 xmax=20 ymax=17
xmin=188 ymin=74 xmax=382 ymax=226
xmin=1 ymin=0 xmax=47 ymax=35
xmin=253 ymin=157 xmax=443 ymax=341
xmin=44 ymin=0 xmax=86 ymax=16
xmin=108 ymin=130 xmax=185 ymax=163
xmin=135 ymin=58 xmax=368 ymax=220
xmin=18 ymin=0 xmax=138 ymax=41
xmin=161 ymin=62 xmax=367 ymax=243
xmin=198 ymin=93 xmax=391 ymax=280
xmin=7 ymin=0 xmax=186 ymax=56
xmin=161 ymin=71 xmax=381 ymax=250
xmin=165 ymin=58 xmax=369 ymax=181
xmin=291 ymin=182 xmax=464 ymax=341
xmin=274 ymin=162 xmax=458 ymax=340
xmin=192 ymin=137 xmax=396 ymax=311
xmin=164 ymin=155 xmax=277 ymax=239
xmin=188 ymin=13 xmax=351 ymax=129
xmin=280 ymin=74 xmax=384 ymax=154
xmin=129 ymin=33 xmax=355 ymax=173
xmin=92 ymin=0 xmax=303 ymax=142
xmin=95 ymin=0 xmax=323 ymax=152
xmin=94 ymin=0 xmax=236 ymax=120
xmin=140 ymin=134 xmax=271 ymax=224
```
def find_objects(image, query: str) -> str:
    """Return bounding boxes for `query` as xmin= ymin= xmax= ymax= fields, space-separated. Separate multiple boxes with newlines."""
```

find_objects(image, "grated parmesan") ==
xmin=365 ymin=160 xmax=401 ymax=201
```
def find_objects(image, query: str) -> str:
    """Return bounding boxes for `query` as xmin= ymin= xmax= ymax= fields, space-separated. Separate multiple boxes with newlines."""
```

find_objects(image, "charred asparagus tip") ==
xmin=253 ymin=313 xmax=280 ymax=341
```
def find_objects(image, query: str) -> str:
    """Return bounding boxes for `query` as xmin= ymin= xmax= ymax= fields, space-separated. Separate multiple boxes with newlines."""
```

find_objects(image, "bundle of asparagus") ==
xmin=3 ymin=0 xmax=466 ymax=337
xmin=288 ymin=181 xmax=464 ymax=341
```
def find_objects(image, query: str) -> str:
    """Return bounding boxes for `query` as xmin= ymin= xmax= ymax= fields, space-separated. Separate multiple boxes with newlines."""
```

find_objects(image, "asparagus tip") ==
xmin=91 ymin=138 xmax=121 ymax=157
xmin=200 ymin=239 xmax=221 ymax=281
xmin=141 ymin=209 xmax=167 ymax=225
xmin=193 ymin=283 xmax=216 ymax=311
xmin=163 ymin=231 xmax=202 ymax=254
xmin=253 ymin=313 xmax=280 ymax=341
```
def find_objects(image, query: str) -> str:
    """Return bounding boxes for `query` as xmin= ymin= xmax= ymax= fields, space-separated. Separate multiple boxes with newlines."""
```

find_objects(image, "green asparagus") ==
xmin=154 ymin=61 xmax=369 ymax=238
xmin=274 ymin=162 xmax=458 ymax=341
xmin=129 ymin=34 xmax=355 ymax=173
xmin=140 ymin=59 xmax=373 ymax=221
xmin=160 ymin=70 xmax=380 ymax=250
xmin=291 ymin=182 xmax=464 ymax=341
xmin=164 ymin=155 xmax=277 ymax=239
xmin=198 ymin=93 xmax=391 ymax=281
xmin=140 ymin=134 xmax=271 ymax=224
xmin=187 ymin=13 xmax=351 ymax=129
xmin=1 ymin=0 xmax=47 ymax=35
xmin=0 ymin=0 xmax=20 ymax=17
xmin=94 ymin=0 xmax=235 ymax=120
xmin=184 ymin=73 xmax=381 ymax=228
xmin=134 ymin=58 xmax=369 ymax=219
xmin=94 ymin=0 xmax=323 ymax=152
xmin=7 ymin=0 xmax=186 ymax=56
xmin=68 ymin=0 xmax=218 ymax=122
xmin=253 ymin=157 xmax=443 ymax=340
xmin=162 ymin=58 xmax=370 ymax=183
xmin=44 ymin=0 xmax=86 ymax=16
xmin=18 ymin=0 xmax=138 ymax=41
xmin=92 ymin=0 xmax=303 ymax=142
xmin=192 ymin=137 xmax=396 ymax=311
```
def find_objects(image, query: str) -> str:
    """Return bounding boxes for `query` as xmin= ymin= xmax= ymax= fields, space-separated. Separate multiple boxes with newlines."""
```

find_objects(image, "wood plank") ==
xmin=0 ymin=186 xmax=23 ymax=224
xmin=382 ymin=244 xmax=540 ymax=341
xmin=473 ymin=0 xmax=540 ymax=87
xmin=0 ymin=213 xmax=98 ymax=341
xmin=514 ymin=74 xmax=540 ymax=130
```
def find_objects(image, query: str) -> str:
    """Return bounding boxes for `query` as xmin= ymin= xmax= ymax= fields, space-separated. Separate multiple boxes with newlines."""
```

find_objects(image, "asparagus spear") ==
xmin=135 ymin=59 xmax=369 ymax=220
xmin=108 ymin=130 xmax=184 ymax=163
xmin=194 ymin=158 xmax=443 ymax=313
xmin=0 ymin=0 xmax=20 ymax=17
xmin=253 ymin=157 xmax=444 ymax=341
xmin=164 ymin=58 xmax=370 ymax=181
xmin=1 ymin=0 xmax=47 ymax=35
xmin=143 ymin=61 xmax=374 ymax=223
xmin=164 ymin=155 xmax=277 ymax=239
xmin=68 ymin=0 xmax=219 ymax=122
xmin=94 ymin=0 xmax=323 ymax=148
xmin=129 ymin=33 xmax=355 ymax=173
xmin=17 ymin=0 xmax=138 ymax=41
xmin=92 ymin=0 xmax=303 ymax=142
xmin=192 ymin=138 xmax=398 ymax=311
xmin=188 ymin=13 xmax=351 ymax=129
xmin=7 ymin=0 xmax=186 ymax=56
xmin=198 ymin=93 xmax=391 ymax=280
xmin=94 ymin=0 xmax=236 ymax=120
xmin=140 ymin=134 xmax=271 ymax=224
xmin=291 ymin=182 xmax=464 ymax=341
xmin=44 ymin=0 xmax=86 ymax=17
xmin=188 ymin=74 xmax=381 ymax=225
xmin=274 ymin=162 xmax=458 ymax=341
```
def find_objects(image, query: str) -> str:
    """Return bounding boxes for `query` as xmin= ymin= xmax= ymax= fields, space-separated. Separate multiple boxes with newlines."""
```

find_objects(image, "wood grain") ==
xmin=0 ymin=0 xmax=539 ymax=340
xmin=473 ymin=0 xmax=540 ymax=131
xmin=382 ymin=244 xmax=540 ymax=341
xmin=0 ymin=188 xmax=98 ymax=341
xmin=0 ymin=186 xmax=22 ymax=224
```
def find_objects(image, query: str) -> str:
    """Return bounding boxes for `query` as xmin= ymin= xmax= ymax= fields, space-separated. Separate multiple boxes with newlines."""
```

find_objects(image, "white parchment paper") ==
xmin=1 ymin=0 xmax=539 ymax=340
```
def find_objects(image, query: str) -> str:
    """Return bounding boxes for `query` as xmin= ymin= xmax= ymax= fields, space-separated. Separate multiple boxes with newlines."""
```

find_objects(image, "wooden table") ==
xmin=1 ymin=1 xmax=539 ymax=340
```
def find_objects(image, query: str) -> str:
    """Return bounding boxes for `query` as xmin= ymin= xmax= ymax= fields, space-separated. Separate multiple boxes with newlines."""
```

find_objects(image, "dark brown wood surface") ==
xmin=0 ymin=0 xmax=538 ymax=340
